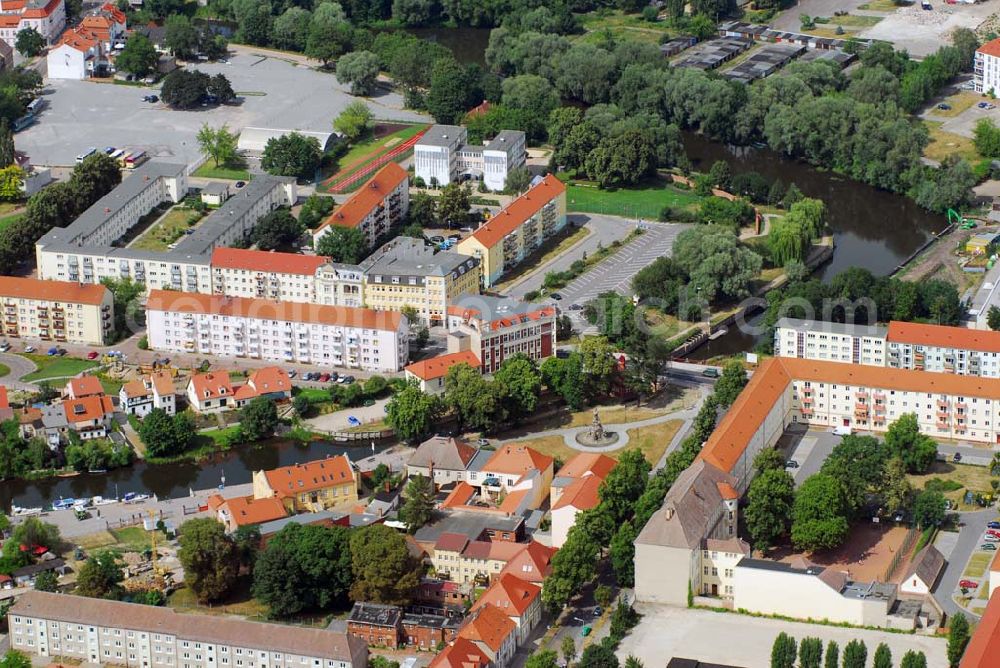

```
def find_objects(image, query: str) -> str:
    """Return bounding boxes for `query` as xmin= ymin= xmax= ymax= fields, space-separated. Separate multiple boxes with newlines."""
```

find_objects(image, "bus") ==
xmin=116 ymin=151 xmax=132 ymax=168
xmin=109 ymin=149 xmax=126 ymax=163
xmin=26 ymin=99 xmax=44 ymax=115
xmin=76 ymin=148 xmax=97 ymax=163
xmin=12 ymin=115 xmax=34 ymax=132
xmin=125 ymin=150 xmax=147 ymax=168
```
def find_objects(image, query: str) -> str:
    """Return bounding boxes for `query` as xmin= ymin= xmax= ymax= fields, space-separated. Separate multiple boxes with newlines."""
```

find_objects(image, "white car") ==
xmin=983 ymin=534 xmax=999 ymax=542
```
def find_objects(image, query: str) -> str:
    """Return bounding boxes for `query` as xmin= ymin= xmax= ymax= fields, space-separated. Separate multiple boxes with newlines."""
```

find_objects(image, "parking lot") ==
xmin=21 ymin=51 xmax=428 ymax=167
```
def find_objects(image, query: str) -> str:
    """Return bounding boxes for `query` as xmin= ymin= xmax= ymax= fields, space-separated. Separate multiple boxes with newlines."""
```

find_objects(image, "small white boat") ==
xmin=52 ymin=497 xmax=76 ymax=511
xmin=92 ymin=496 xmax=117 ymax=506
xmin=11 ymin=505 xmax=42 ymax=516
xmin=708 ymin=328 xmax=729 ymax=341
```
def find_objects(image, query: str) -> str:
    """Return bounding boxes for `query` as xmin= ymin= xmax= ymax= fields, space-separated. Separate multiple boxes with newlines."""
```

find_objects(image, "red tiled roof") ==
xmin=961 ymin=590 xmax=1000 ymax=668
xmin=63 ymin=395 xmax=114 ymax=424
xmin=556 ymin=452 xmax=616 ymax=480
xmin=147 ymin=290 xmax=403 ymax=332
xmin=552 ymin=475 xmax=602 ymax=511
xmin=261 ymin=455 xmax=355 ymax=498
xmin=484 ymin=444 xmax=553 ymax=477
xmin=499 ymin=541 xmax=556 ymax=585
xmin=887 ymin=320 xmax=1000 ymax=354
xmin=211 ymin=248 xmax=328 ymax=276
xmin=0 ymin=386 xmax=9 ymax=410
xmin=440 ymin=482 xmax=477 ymax=510
xmin=435 ymin=532 xmax=470 ymax=553
xmin=471 ymin=573 xmax=540 ymax=617
xmin=458 ymin=603 xmax=515 ymax=653
xmin=0 ymin=276 xmax=107 ymax=305
xmin=446 ymin=303 xmax=556 ymax=333
xmin=247 ymin=366 xmax=292 ymax=395
xmin=188 ymin=372 xmax=233 ymax=402
xmin=210 ymin=494 xmax=288 ymax=527
xmin=121 ymin=379 xmax=150 ymax=399
xmin=716 ymin=481 xmax=738 ymax=501
xmin=66 ymin=375 xmax=104 ymax=399
xmin=405 ymin=350 xmax=481 ymax=381
xmin=316 ymin=163 xmax=407 ymax=234
xmin=149 ymin=371 xmax=174 ymax=397
xmin=429 ymin=637 xmax=489 ymax=668
xmin=465 ymin=175 xmax=565 ymax=249
xmin=21 ymin=0 xmax=62 ymax=19
xmin=978 ymin=38 xmax=1000 ymax=59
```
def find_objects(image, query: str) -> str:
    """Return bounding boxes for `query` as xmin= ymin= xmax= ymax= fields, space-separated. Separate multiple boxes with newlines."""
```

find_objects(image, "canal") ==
xmin=0 ymin=439 xmax=391 ymax=511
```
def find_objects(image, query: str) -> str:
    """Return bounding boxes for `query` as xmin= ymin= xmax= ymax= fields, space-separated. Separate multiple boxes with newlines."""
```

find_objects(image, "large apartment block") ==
xmin=414 ymin=125 xmax=527 ymax=192
xmin=313 ymin=163 xmax=409 ymax=250
xmin=0 ymin=277 xmax=114 ymax=345
xmin=446 ymin=296 xmax=556 ymax=374
xmin=976 ymin=38 xmax=1000 ymax=95
xmin=775 ymin=318 xmax=1000 ymax=378
xmin=359 ymin=237 xmax=480 ymax=325
xmin=36 ymin=163 xmax=296 ymax=294
xmin=146 ymin=290 xmax=409 ymax=372
xmin=455 ymin=176 xmax=567 ymax=288
xmin=9 ymin=591 xmax=368 ymax=668
xmin=210 ymin=248 xmax=363 ymax=307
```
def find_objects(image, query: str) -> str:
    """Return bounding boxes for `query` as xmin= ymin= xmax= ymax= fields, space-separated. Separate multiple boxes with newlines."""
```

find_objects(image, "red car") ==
xmin=987 ymin=529 xmax=1000 ymax=538
xmin=959 ymin=579 xmax=979 ymax=589
xmin=86 ymin=351 xmax=99 ymax=359
xmin=318 ymin=373 xmax=330 ymax=382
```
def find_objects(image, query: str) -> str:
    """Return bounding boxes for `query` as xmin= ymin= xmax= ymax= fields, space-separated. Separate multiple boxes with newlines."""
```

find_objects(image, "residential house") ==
xmin=201 ymin=182 xmax=230 ymax=207
xmin=313 ymin=163 xmax=409 ymax=250
xmin=474 ymin=444 xmax=554 ymax=511
xmin=469 ymin=573 xmax=541 ymax=645
xmin=45 ymin=3 xmax=124 ymax=80
xmin=415 ymin=578 xmax=472 ymax=611
xmin=185 ymin=372 xmax=234 ymax=414
xmin=429 ymin=532 xmax=526 ymax=585
xmin=400 ymin=611 xmax=460 ymax=650
xmin=406 ymin=435 xmax=482 ymax=488
xmin=497 ymin=541 xmax=557 ymax=588
xmin=550 ymin=453 xmax=616 ymax=548
xmin=252 ymin=456 xmax=359 ymax=513
xmin=39 ymin=404 xmax=67 ymax=447
xmin=63 ymin=395 xmax=115 ymax=440
xmin=457 ymin=603 xmax=517 ymax=668
xmin=404 ymin=350 xmax=481 ymax=395
xmin=900 ymin=545 xmax=944 ymax=595
xmin=64 ymin=375 xmax=104 ymax=400
xmin=232 ymin=366 xmax=292 ymax=408
xmin=429 ymin=638 xmax=489 ymax=668
xmin=118 ymin=371 xmax=175 ymax=417
xmin=347 ymin=603 xmax=402 ymax=648
xmin=207 ymin=494 xmax=288 ymax=533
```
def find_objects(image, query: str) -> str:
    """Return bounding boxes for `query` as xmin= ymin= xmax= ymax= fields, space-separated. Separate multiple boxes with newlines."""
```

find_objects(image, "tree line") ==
xmin=770 ymin=632 xmax=929 ymax=668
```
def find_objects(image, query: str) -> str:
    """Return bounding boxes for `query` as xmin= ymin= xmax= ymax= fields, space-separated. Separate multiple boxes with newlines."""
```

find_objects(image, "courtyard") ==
xmin=21 ymin=50 xmax=428 ymax=167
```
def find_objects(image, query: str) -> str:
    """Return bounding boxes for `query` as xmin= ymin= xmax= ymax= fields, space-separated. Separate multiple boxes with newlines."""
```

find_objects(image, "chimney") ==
xmin=664 ymin=506 xmax=674 ymax=521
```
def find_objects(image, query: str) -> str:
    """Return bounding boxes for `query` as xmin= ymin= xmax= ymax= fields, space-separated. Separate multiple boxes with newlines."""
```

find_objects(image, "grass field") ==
xmin=560 ymin=174 xmax=704 ymax=219
xmin=130 ymin=207 xmax=204 ymax=252
xmin=201 ymin=426 xmax=242 ymax=446
xmin=908 ymin=461 xmax=995 ymax=510
xmin=857 ymin=0 xmax=899 ymax=9
xmin=923 ymin=121 xmax=980 ymax=163
xmin=928 ymin=91 xmax=982 ymax=118
xmin=504 ymin=418 xmax=683 ymax=466
xmin=295 ymin=387 xmax=332 ymax=403
xmin=0 ymin=202 xmax=25 ymax=233
xmin=192 ymin=163 xmax=250 ymax=181
xmin=577 ymin=10 xmax=674 ymax=45
xmin=0 ymin=363 xmax=10 ymax=379
xmin=20 ymin=354 xmax=99 ymax=382
xmin=111 ymin=526 xmax=167 ymax=552
xmin=964 ymin=552 xmax=993 ymax=579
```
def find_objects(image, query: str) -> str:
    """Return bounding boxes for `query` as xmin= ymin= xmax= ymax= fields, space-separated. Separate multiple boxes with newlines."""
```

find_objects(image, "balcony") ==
xmin=801 ymin=396 xmax=813 ymax=405
xmin=855 ymin=391 xmax=869 ymax=399
xmin=799 ymin=407 xmax=813 ymax=416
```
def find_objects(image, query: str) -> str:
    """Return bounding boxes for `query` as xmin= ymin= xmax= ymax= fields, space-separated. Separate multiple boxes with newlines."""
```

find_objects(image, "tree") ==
xmin=400 ymin=474 xmax=434 ymax=531
xmin=577 ymin=643 xmax=618 ymax=668
xmin=316 ymin=226 xmax=367 ymax=263
xmin=385 ymin=382 xmax=440 ymax=442
xmin=713 ymin=360 xmax=748 ymax=407
xmin=336 ymin=50 xmax=380 ymax=96
xmin=178 ymin=518 xmax=239 ymax=603
xmin=493 ymin=354 xmax=541 ymax=421
xmin=436 ymin=182 xmax=471 ymax=227
xmin=252 ymin=523 xmax=353 ymax=616
xmin=426 ymin=57 xmax=473 ymax=124
xmin=116 ymin=33 xmax=158 ymax=77
xmin=746 ymin=467 xmax=795 ymax=551
xmin=164 ymin=14 xmax=200 ymax=60
xmin=974 ymin=117 xmax=1000 ymax=157
xmin=989 ymin=305 xmax=1000 ymax=331
xmin=599 ymin=450 xmax=651 ymax=524
xmin=0 ymin=166 xmax=23 ymax=201
xmin=791 ymin=473 xmax=850 ymax=551
xmin=250 ymin=209 xmax=302 ymax=251
xmin=306 ymin=20 xmax=353 ymax=67
xmin=821 ymin=434 xmax=886 ymax=515
xmin=32 ymin=569 xmax=58 ymax=592
xmin=585 ymin=130 xmax=656 ymax=188
xmin=770 ymin=632 xmax=797 ymax=668
xmin=540 ymin=353 xmax=585 ymax=410
xmin=873 ymin=643 xmax=892 ymax=668
xmin=76 ymin=550 xmax=124 ymax=599
xmin=823 ymin=642 xmax=839 ymax=668
xmin=798 ymin=637 xmax=823 ymax=668
xmin=14 ymin=28 xmax=44 ymax=58
xmin=914 ymin=489 xmax=946 ymax=529
xmin=561 ymin=636 xmax=577 ymax=667
xmin=673 ymin=225 xmax=762 ymax=303
xmin=334 ymin=101 xmax=374 ymax=142
xmin=261 ymin=133 xmax=322 ymax=180
xmin=208 ymin=74 xmax=235 ymax=104
xmin=622 ymin=657 xmax=642 ymax=668
xmin=161 ymin=69 xmax=210 ymax=109
xmin=349 ymin=524 xmax=421 ymax=604
xmin=0 ymin=118 xmax=14 ymax=169
xmin=196 ymin=124 xmax=238 ymax=168
xmin=241 ymin=397 xmax=279 ymax=441
xmin=883 ymin=456 xmax=912 ymax=514
xmin=885 ymin=413 xmax=938 ymax=473
xmin=298 ymin=194 xmax=335 ymax=229
xmin=0 ymin=652 xmax=31 ymax=668
xmin=504 ymin=166 xmax=532 ymax=195
xmin=444 ymin=363 xmax=506 ymax=432
xmin=525 ymin=651 xmax=559 ymax=668
xmin=502 ymin=74 xmax=559 ymax=130
xmin=901 ymin=651 xmax=928 ymax=668
xmin=842 ymin=640 xmax=867 ymax=668
xmin=139 ymin=409 xmax=196 ymax=459
xmin=273 ymin=6 xmax=310 ymax=51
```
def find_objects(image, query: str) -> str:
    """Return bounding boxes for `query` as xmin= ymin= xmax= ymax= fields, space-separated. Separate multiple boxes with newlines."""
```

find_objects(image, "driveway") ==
xmin=933 ymin=508 xmax=996 ymax=618
xmin=0 ymin=352 xmax=39 ymax=390
xmin=501 ymin=214 xmax=636 ymax=299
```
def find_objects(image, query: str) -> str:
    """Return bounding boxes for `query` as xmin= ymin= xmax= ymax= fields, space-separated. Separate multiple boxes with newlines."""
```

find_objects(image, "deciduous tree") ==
xmin=914 ymin=489 xmax=946 ymax=529
xmin=196 ymin=124 xmax=238 ymax=168
xmin=316 ymin=227 xmax=367 ymax=263
xmin=261 ymin=132 xmax=322 ymax=179
xmin=333 ymin=101 xmax=374 ymax=142
xmin=349 ymin=524 xmax=421 ymax=604
xmin=791 ymin=473 xmax=850 ymax=551
xmin=885 ymin=413 xmax=938 ymax=473
xmin=240 ymin=396 xmax=279 ymax=441
xmin=249 ymin=209 xmax=303 ymax=251
xmin=178 ymin=518 xmax=239 ymax=603
xmin=336 ymin=50 xmax=380 ymax=96
xmin=117 ymin=33 xmax=158 ymax=77
xmin=76 ymin=550 xmax=124 ymax=599
xmin=746 ymin=467 xmax=795 ymax=552
xmin=14 ymin=28 xmax=43 ymax=58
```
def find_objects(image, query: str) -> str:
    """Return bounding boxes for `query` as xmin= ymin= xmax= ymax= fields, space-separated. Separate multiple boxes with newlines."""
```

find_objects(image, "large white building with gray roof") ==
xmin=773 ymin=317 xmax=888 ymax=366
xmin=414 ymin=125 xmax=526 ymax=192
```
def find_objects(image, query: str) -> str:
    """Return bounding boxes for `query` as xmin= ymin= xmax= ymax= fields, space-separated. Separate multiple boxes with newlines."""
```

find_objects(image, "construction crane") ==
xmin=147 ymin=509 xmax=165 ymax=580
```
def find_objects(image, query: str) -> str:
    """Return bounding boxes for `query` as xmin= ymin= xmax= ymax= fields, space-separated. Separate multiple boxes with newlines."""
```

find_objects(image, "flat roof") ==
xmin=360 ymin=237 xmax=479 ymax=280
xmin=775 ymin=317 xmax=887 ymax=338
xmin=413 ymin=510 xmax=523 ymax=544
xmin=417 ymin=125 xmax=465 ymax=148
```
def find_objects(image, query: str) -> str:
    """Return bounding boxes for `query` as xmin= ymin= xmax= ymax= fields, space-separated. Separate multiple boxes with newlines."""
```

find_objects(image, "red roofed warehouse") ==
xmin=313 ymin=163 xmax=409 ymax=250
xmin=252 ymin=455 xmax=359 ymax=513
xmin=455 ymin=175 xmax=566 ymax=287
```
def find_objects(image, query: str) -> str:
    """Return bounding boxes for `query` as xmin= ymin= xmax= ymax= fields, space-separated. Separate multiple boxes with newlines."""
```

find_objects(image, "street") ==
xmin=932 ymin=508 xmax=995 ymax=619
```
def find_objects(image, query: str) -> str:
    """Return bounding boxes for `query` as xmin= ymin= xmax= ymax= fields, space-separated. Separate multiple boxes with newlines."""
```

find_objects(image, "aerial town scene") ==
xmin=5 ymin=0 xmax=1000 ymax=666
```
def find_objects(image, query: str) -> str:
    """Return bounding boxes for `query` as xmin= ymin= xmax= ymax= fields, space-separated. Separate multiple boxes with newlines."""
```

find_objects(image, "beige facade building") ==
xmin=252 ymin=456 xmax=359 ymax=513
xmin=359 ymin=238 xmax=480 ymax=325
xmin=8 ymin=590 xmax=368 ymax=668
xmin=210 ymin=248 xmax=363 ymax=307
xmin=0 ymin=277 xmax=114 ymax=345
xmin=446 ymin=296 xmax=556 ymax=374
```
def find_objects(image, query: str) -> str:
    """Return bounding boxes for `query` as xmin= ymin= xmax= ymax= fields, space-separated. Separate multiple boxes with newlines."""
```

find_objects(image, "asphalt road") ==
xmin=502 ymin=214 xmax=636 ymax=299
xmin=933 ymin=507 xmax=995 ymax=618
xmin=0 ymin=352 xmax=39 ymax=390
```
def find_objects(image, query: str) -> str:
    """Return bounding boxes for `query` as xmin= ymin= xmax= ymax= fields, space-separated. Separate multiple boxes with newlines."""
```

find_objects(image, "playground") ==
xmin=773 ymin=524 xmax=916 ymax=584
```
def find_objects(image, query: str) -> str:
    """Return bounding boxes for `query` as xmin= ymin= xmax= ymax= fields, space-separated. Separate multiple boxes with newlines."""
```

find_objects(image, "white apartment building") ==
xmin=210 ymin=248 xmax=363 ymax=306
xmin=976 ymin=38 xmax=1000 ymax=95
xmin=146 ymin=290 xmax=409 ymax=372
xmin=0 ymin=277 xmax=114 ymax=345
xmin=9 ymin=590 xmax=369 ymax=668
xmin=773 ymin=318 xmax=887 ymax=366
xmin=414 ymin=126 xmax=527 ymax=192
xmin=312 ymin=163 xmax=409 ymax=250
xmin=0 ymin=0 xmax=66 ymax=49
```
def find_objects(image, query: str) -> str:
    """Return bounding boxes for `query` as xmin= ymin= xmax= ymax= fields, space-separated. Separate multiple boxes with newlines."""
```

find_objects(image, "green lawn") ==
xmin=130 ymin=207 xmax=204 ymax=252
xmin=560 ymin=173 xmax=705 ymax=219
xmin=110 ymin=526 xmax=167 ymax=552
xmin=20 ymin=354 xmax=99 ymax=382
xmin=577 ymin=10 xmax=675 ymax=45
xmin=295 ymin=387 xmax=332 ymax=403
xmin=319 ymin=124 xmax=428 ymax=192
xmin=201 ymin=426 xmax=242 ymax=446
xmin=0 ymin=210 xmax=24 ymax=233
xmin=0 ymin=363 xmax=10 ymax=379
xmin=192 ymin=163 xmax=251 ymax=180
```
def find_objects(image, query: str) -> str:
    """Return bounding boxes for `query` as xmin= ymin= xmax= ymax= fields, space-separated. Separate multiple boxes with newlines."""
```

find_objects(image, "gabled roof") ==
xmin=410 ymin=436 xmax=478 ymax=471
xmin=471 ymin=573 xmax=540 ymax=617
xmin=484 ymin=444 xmax=553 ymax=477
xmin=208 ymin=494 xmax=287 ymax=527
xmin=261 ymin=455 xmax=355 ymax=498
xmin=978 ymin=38 xmax=1000 ymax=59
xmin=498 ymin=541 xmax=556 ymax=585
xmin=429 ymin=637 xmax=489 ymax=668
xmin=211 ymin=248 xmax=328 ymax=276
xmin=552 ymin=475 xmax=602 ymax=511
xmin=555 ymin=452 xmax=616 ymax=481
xmin=457 ymin=603 xmax=516 ymax=653
xmin=887 ymin=320 xmax=1000 ymax=354
xmin=316 ymin=163 xmax=407 ymax=234
xmin=149 ymin=371 xmax=174 ymax=397
xmin=65 ymin=375 xmax=104 ymax=399
xmin=962 ymin=590 xmax=1000 ymax=667
xmin=905 ymin=544 xmax=945 ymax=588
xmin=464 ymin=175 xmax=565 ymax=249
xmin=247 ymin=366 xmax=292 ymax=395
xmin=188 ymin=372 xmax=233 ymax=402
xmin=121 ymin=379 xmax=150 ymax=400
xmin=405 ymin=351 xmax=481 ymax=381
xmin=63 ymin=396 xmax=114 ymax=424
xmin=434 ymin=532 xmax=469 ymax=553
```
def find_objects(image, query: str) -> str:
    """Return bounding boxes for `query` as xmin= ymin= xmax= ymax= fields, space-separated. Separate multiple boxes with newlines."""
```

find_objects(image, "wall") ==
xmin=634 ymin=542 xmax=695 ymax=606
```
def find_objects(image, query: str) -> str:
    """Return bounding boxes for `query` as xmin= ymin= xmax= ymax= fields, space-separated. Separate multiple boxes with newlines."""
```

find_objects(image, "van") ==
xmin=833 ymin=425 xmax=853 ymax=436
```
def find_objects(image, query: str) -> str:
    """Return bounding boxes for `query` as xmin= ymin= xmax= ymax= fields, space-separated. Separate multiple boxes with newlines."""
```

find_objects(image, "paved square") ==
xmin=617 ymin=605 xmax=947 ymax=667
xmin=21 ymin=50 xmax=428 ymax=167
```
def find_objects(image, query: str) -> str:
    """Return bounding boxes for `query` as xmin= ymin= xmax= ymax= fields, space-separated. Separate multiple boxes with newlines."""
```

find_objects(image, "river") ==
xmin=681 ymin=134 xmax=945 ymax=360
xmin=0 ymin=439 xmax=390 ymax=512
xmin=404 ymin=27 xmax=491 ymax=66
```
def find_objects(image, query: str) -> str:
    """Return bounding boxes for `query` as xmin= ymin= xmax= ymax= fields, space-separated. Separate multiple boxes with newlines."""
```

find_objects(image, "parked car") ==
xmin=318 ymin=373 xmax=330 ymax=382
xmin=0 ymin=343 xmax=9 ymax=353
xmin=937 ymin=103 xmax=952 ymax=110
xmin=702 ymin=368 xmax=719 ymax=378
xmin=988 ymin=521 xmax=1000 ymax=529
xmin=569 ymin=303 xmax=583 ymax=311
xmin=340 ymin=375 xmax=355 ymax=384
xmin=286 ymin=369 xmax=296 ymax=378
xmin=987 ymin=528 xmax=1000 ymax=537
xmin=24 ymin=345 xmax=34 ymax=353
xmin=550 ymin=293 xmax=563 ymax=301
xmin=984 ymin=534 xmax=999 ymax=542
xmin=784 ymin=460 xmax=799 ymax=469
xmin=477 ymin=438 xmax=489 ymax=447
xmin=982 ymin=543 xmax=998 ymax=551
xmin=46 ymin=347 xmax=58 ymax=356
xmin=959 ymin=579 xmax=979 ymax=589
xmin=235 ymin=181 xmax=246 ymax=189
xmin=430 ymin=236 xmax=445 ymax=244
xmin=556 ymin=349 xmax=570 ymax=359
xmin=87 ymin=351 xmax=99 ymax=360
xmin=328 ymin=372 xmax=339 ymax=382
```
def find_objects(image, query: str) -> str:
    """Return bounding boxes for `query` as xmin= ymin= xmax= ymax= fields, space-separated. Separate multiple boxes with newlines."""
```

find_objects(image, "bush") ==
xmin=924 ymin=478 xmax=963 ymax=493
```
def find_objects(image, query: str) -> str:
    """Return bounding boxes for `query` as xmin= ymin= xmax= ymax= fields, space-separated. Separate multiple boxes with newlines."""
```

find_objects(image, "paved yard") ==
xmin=23 ymin=51 xmax=428 ymax=167
xmin=618 ymin=604 xmax=947 ymax=667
